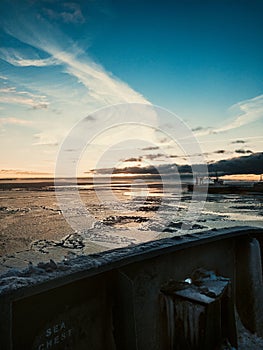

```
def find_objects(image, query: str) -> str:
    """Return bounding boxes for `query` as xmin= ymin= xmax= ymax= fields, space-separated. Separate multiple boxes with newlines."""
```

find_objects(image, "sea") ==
xmin=0 ymin=178 xmax=262 ymax=269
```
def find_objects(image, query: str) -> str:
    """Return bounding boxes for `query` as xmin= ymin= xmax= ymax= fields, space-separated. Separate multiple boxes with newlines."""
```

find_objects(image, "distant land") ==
xmin=90 ymin=152 xmax=263 ymax=178
xmin=0 ymin=153 xmax=262 ymax=182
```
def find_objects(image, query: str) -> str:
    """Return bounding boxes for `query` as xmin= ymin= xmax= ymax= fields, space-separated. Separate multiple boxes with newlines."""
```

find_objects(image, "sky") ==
xmin=0 ymin=0 xmax=263 ymax=178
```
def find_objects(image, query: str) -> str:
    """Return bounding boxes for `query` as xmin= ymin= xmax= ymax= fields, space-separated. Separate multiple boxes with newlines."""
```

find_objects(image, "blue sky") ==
xmin=0 ymin=0 xmax=263 ymax=177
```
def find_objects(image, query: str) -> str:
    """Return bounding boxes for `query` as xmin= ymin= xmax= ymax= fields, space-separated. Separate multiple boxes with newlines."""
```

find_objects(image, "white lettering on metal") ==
xmin=37 ymin=321 xmax=73 ymax=349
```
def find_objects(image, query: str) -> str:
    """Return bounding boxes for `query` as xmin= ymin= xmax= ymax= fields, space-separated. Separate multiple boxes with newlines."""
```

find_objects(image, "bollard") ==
xmin=160 ymin=270 xmax=237 ymax=349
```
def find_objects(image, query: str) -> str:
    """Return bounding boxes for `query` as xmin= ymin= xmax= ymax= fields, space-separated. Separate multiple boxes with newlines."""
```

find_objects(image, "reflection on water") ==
xmin=0 ymin=179 xmax=262 ymax=259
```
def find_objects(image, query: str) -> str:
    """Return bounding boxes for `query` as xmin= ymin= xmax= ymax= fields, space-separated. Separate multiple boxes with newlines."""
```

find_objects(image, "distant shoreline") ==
xmin=0 ymin=176 xmax=260 ymax=192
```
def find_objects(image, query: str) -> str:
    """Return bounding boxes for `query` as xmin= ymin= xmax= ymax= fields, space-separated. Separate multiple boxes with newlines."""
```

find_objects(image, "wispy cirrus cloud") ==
xmin=193 ymin=94 xmax=263 ymax=137
xmin=0 ymin=87 xmax=16 ymax=93
xmin=215 ymin=94 xmax=263 ymax=133
xmin=51 ymin=50 xmax=149 ymax=104
xmin=0 ymin=117 xmax=32 ymax=126
xmin=0 ymin=1 xmax=150 ymax=174
xmin=1 ymin=8 xmax=149 ymax=106
xmin=0 ymin=95 xmax=48 ymax=109
xmin=0 ymin=48 xmax=59 ymax=67
xmin=0 ymin=87 xmax=49 ymax=109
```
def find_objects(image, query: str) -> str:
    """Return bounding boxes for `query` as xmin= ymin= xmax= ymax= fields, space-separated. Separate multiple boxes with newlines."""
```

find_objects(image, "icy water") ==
xmin=0 ymin=179 xmax=262 ymax=270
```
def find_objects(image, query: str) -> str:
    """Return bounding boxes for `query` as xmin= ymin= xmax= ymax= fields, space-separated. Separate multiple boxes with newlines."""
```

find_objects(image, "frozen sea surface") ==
xmin=0 ymin=180 xmax=262 ymax=271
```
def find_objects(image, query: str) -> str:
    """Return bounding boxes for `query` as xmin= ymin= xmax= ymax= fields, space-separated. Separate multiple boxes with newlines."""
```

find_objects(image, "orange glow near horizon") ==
xmin=0 ymin=170 xmax=262 ymax=182
xmin=0 ymin=171 xmax=53 ymax=180
xmin=221 ymin=174 xmax=262 ymax=182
